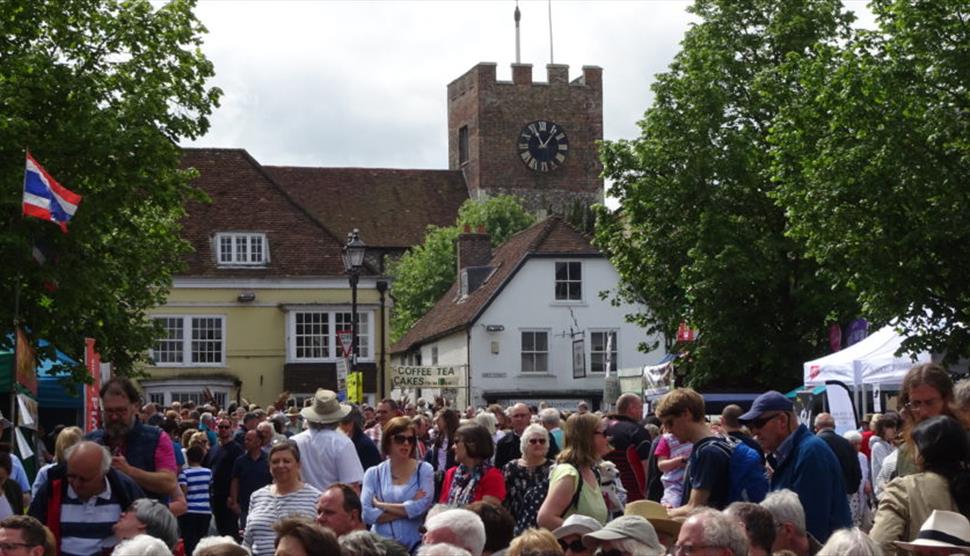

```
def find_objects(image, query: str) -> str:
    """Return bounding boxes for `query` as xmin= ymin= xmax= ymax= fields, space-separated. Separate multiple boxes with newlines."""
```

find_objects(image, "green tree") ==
xmin=769 ymin=0 xmax=970 ymax=362
xmin=596 ymin=0 xmax=857 ymax=388
xmin=390 ymin=195 xmax=535 ymax=342
xmin=0 ymin=0 xmax=221 ymax=379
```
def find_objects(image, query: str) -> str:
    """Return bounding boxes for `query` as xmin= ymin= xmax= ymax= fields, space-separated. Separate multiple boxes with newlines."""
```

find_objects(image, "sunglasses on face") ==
xmin=528 ymin=438 xmax=547 ymax=445
xmin=559 ymin=539 xmax=585 ymax=552
xmin=749 ymin=413 xmax=783 ymax=430
xmin=393 ymin=434 xmax=415 ymax=445
xmin=218 ymin=424 xmax=231 ymax=429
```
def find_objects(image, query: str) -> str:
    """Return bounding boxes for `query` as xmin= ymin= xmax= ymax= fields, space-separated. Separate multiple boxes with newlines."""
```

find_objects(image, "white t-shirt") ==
xmin=291 ymin=426 xmax=364 ymax=491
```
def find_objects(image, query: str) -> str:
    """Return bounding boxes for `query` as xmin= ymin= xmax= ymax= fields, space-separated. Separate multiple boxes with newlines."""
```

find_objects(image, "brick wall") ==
xmin=447 ymin=63 xmax=604 ymax=214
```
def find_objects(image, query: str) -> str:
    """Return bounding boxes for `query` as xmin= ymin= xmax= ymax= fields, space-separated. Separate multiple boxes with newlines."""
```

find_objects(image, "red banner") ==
xmin=84 ymin=338 xmax=101 ymax=433
xmin=676 ymin=321 xmax=697 ymax=342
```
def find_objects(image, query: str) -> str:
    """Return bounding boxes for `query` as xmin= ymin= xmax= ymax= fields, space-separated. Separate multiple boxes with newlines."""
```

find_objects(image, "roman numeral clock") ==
xmin=517 ymin=120 xmax=569 ymax=172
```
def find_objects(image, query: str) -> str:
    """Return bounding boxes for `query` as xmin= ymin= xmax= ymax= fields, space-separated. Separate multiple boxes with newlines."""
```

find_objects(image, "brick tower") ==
xmin=447 ymin=62 xmax=604 ymax=214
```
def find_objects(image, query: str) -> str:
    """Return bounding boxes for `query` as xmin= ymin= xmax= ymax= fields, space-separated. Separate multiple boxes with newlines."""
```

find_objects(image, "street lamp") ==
xmin=342 ymin=229 xmax=366 ymax=402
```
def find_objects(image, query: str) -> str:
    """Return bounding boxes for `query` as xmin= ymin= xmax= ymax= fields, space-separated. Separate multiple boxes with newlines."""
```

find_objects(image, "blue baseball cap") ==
xmin=739 ymin=391 xmax=794 ymax=423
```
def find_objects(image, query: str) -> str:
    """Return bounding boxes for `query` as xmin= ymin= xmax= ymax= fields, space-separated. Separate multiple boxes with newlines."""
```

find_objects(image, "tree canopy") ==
xmin=390 ymin=195 xmax=534 ymax=343
xmin=769 ymin=0 xmax=970 ymax=364
xmin=595 ymin=0 xmax=859 ymax=388
xmin=0 ymin=0 xmax=221 ymax=379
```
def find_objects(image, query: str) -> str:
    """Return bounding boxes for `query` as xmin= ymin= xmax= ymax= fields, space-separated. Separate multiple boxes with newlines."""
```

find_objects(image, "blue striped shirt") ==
xmin=184 ymin=466 xmax=212 ymax=514
xmin=60 ymin=480 xmax=121 ymax=556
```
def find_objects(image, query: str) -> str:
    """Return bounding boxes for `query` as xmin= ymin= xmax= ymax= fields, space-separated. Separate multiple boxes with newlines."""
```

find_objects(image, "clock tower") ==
xmin=447 ymin=62 xmax=604 ymax=214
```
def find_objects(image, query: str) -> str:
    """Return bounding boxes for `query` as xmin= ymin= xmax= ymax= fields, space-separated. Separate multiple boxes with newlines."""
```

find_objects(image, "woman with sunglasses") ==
xmin=503 ymin=423 xmax=555 ymax=535
xmin=536 ymin=413 xmax=611 ymax=529
xmin=361 ymin=416 xmax=435 ymax=552
xmin=438 ymin=424 xmax=506 ymax=506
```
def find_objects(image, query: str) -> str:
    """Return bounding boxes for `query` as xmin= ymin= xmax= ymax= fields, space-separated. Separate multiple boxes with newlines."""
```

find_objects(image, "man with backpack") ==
xmin=656 ymin=388 xmax=767 ymax=517
xmin=740 ymin=391 xmax=852 ymax=543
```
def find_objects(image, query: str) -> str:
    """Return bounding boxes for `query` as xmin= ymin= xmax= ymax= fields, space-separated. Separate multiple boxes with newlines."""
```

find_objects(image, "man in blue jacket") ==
xmin=741 ymin=391 xmax=851 ymax=543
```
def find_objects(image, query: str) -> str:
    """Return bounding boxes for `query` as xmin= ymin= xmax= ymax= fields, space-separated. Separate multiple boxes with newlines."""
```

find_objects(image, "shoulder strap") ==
xmin=560 ymin=464 xmax=584 ymax=518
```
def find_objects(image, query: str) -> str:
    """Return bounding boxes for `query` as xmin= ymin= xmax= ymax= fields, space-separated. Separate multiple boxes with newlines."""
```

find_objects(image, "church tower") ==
xmin=447 ymin=62 xmax=604 ymax=214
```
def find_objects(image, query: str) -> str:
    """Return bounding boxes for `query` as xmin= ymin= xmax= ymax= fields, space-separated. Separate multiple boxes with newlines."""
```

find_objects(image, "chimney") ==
xmin=457 ymin=225 xmax=493 ymax=297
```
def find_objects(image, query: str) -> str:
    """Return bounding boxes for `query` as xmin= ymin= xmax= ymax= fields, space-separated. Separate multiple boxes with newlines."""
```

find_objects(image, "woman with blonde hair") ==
xmin=536 ymin=413 xmax=611 ymax=529
xmin=506 ymin=528 xmax=563 ymax=556
xmin=31 ymin=426 xmax=83 ymax=497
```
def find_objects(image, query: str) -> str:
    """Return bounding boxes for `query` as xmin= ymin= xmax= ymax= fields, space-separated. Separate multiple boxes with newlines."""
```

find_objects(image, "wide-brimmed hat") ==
xmin=552 ymin=514 xmax=602 ymax=540
xmin=300 ymin=389 xmax=352 ymax=424
xmin=286 ymin=406 xmax=301 ymax=416
xmin=583 ymin=515 xmax=665 ymax=555
xmin=894 ymin=510 xmax=970 ymax=554
xmin=625 ymin=500 xmax=682 ymax=539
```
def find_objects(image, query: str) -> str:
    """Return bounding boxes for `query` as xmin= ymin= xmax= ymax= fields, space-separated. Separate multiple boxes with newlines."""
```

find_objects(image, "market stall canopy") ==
xmin=0 ymin=341 xmax=82 ymax=409
xmin=803 ymin=325 xmax=930 ymax=387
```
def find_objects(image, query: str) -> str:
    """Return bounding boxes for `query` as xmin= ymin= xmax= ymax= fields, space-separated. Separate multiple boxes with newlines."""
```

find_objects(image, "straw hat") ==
xmin=286 ymin=406 xmax=301 ymax=416
xmin=625 ymin=500 xmax=682 ymax=539
xmin=894 ymin=510 xmax=970 ymax=554
xmin=582 ymin=515 xmax=665 ymax=555
xmin=300 ymin=389 xmax=352 ymax=424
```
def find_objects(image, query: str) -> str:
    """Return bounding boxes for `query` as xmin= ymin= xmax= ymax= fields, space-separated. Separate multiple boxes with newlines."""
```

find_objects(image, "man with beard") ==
xmin=85 ymin=377 xmax=178 ymax=500
xmin=209 ymin=417 xmax=244 ymax=540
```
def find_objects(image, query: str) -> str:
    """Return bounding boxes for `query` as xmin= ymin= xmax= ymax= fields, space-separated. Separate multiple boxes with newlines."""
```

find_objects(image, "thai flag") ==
xmin=22 ymin=152 xmax=82 ymax=233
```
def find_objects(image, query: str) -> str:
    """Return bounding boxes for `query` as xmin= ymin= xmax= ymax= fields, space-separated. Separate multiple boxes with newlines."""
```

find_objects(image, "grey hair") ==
xmin=688 ymin=509 xmax=748 ymax=556
xmin=761 ymin=489 xmax=807 ymax=535
xmin=519 ymin=423 xmax=550 ymax=455
xmin=64 ymin=441 xmax=112 ymax=475
xmin=192 ymin=536 xmax=250 ymax=556
xmin=131 ymin=498 xmax=180 ymax=549
xmin=538 ymin=407 xmax=561 ymax=427
xmin=843 ymin=430 xmax=862 ymax=445
xmin=818 ymin=527 xmax=883 ymax=556
xmin=111 ymin=534 xmax=172 ymax=555
xmin=954 ymin=378 xmax=970 ymax=410
xmin=425 ymin=508 xmax=486 ymax=556
xmin=416 ymin=544 xmax=472 ymax=556
xmin=474 ymin=412 xmax=497 ymax=435
xmin=339 ymin=530 xmax=386 ymax=556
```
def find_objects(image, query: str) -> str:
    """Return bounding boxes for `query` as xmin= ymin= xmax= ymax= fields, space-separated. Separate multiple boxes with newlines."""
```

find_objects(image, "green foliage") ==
xmin=0 ymin=0 xmax=221 ymax=380
xmin=769 ymin=0 xmax=970 ymax=362
xmin=595 ymin=0 xmax=858 ymax=388
xmin=390 ymin=195 xmax=535 ymax=343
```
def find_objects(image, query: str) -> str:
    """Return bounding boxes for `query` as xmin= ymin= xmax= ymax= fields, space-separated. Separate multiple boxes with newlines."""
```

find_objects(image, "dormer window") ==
xmin=216 ymin=233 xmax=268 ymax=266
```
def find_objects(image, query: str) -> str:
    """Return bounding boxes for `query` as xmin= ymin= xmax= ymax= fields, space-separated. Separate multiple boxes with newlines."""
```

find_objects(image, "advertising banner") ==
xmin=389 ymin=365 xmax=464 ymax=388
xmin=84 ymin=338 xmax=102 ymax=433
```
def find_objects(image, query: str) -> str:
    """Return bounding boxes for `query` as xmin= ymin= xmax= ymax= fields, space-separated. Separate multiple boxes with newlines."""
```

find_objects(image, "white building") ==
xmin=390 ymin=217 xmax=666 ymax=410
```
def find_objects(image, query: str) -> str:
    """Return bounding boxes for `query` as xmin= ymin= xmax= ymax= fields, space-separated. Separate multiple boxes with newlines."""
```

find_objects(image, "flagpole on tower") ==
xmin=514 ymin=1 xmax=521 ymax=64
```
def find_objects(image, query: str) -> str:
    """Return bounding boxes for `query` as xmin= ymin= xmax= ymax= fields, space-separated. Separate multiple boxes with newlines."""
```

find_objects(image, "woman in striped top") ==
xmin=242 ymin=440 xmax=322 ymax=556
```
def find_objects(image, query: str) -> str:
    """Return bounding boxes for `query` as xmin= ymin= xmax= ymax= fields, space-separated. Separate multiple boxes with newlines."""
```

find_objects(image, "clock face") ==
xmin=517 ymin=120 xmax=569 ymax=172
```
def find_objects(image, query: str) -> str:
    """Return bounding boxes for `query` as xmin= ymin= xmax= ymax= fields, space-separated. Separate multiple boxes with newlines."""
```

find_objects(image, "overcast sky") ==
xmin=185 ymin=0 xmax=874 ymax=171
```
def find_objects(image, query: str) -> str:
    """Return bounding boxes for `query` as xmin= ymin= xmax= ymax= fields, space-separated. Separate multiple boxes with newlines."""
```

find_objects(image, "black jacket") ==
xmin=494 ymin=430 xmax=560 ymax=470
xmin=816 ymin=429 xmax=862 ymax=494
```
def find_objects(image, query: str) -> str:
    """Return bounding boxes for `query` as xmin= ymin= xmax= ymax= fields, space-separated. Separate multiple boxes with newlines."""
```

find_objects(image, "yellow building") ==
xmin=140 ymin=149 xmax=397 ymax=407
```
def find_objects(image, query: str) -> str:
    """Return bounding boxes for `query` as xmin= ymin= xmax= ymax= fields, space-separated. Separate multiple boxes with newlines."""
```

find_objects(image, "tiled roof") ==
xmin=264 ymin=166 xmax=469 ymax=249
xmin=179 ymin=148 xmax=350 ymax=278
xmin=390 ymin=216 xmax=602 ymax=353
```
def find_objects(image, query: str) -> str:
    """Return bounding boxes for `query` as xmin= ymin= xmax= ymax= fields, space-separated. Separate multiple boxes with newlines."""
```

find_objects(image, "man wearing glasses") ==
xmin=739 ymin=391 xmax=851 ymax=544
xmin=0 ymin=515 xmax=52 ymax=556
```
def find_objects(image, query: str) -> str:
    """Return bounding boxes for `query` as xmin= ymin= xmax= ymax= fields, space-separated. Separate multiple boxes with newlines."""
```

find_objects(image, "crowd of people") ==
xmin=0 ymin=361 xmax=968 ymax=555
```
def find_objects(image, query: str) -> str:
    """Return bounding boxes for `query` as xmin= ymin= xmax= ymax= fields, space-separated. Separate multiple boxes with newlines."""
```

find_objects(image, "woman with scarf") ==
xmin=438 ymin=423 xmax=506 ymax=506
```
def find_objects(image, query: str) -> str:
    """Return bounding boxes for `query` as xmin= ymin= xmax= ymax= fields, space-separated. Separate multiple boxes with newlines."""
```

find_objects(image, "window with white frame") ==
xmin=216 ymin=233 xmax=268 ymax=265
xmin=521 ymin=330 xmax=549 ymax=373
xmin=289 ymin=310 xmax=373 ymax=361
xmin=590 ymin=330 xmax=618 ymax=374
xmin=151 ymin=315 xmax=225 ymax=366
xmin=555 ymin=261 xmax=582 ymax=301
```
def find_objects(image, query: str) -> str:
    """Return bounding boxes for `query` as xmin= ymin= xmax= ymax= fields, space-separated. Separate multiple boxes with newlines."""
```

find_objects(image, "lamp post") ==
xmin=342 ymin=229 xmax=366 ymax=403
